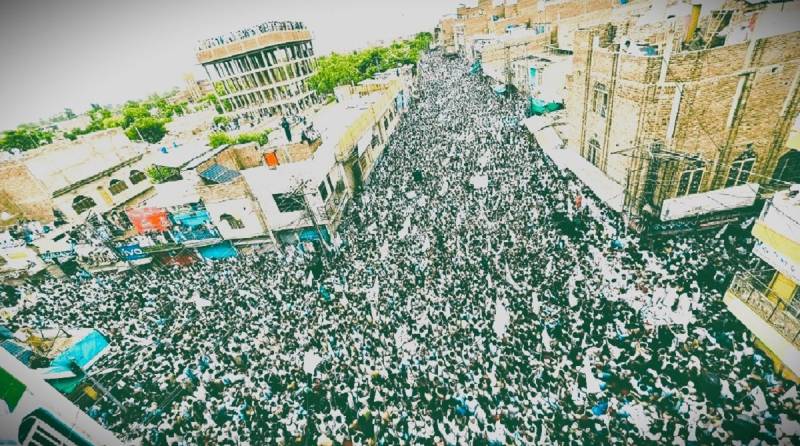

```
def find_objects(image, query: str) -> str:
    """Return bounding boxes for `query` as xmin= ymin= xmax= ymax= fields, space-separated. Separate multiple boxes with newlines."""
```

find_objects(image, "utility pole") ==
xmin=293 ymin=179 xmax=331 ymax=260
xmin=504 ymin=45 xmax=513 ymax=88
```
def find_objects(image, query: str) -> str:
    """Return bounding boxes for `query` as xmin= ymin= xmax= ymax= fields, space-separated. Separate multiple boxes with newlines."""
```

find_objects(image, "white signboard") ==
xmin=660 ymin=183 xmax=759 ymax=222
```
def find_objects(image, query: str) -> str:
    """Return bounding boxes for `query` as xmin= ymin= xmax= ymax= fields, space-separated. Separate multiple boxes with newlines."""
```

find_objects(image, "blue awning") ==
xmin=172 ymin=210 xmax=211 ymax=227
xmin=198 ymin=241 xmax=238 ymax=259
xmin=48 ymin=330 xmax=109 ymax=376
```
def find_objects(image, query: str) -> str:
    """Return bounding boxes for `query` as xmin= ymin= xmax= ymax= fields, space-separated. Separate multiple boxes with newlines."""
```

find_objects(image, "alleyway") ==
xmin=10 ymin=52 xmax=799 ymax=444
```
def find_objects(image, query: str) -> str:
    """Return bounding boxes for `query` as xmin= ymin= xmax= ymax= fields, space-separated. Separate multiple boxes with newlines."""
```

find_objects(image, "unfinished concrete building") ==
xmin=196 ymin=21 xmax=317 ymax=119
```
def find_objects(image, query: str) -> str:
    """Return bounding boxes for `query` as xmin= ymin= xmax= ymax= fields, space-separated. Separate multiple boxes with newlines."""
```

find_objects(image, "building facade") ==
xmin=724 ymin=188 xmax=800 ymax=382
xmin=197 ymin=21 xmax=317 ymax=119
xmin=0 ymin=347 xmax=122 ymax=445
xmin=0 ymin=129 xmax=153 ymax=228
xmin=563 ymin=3 xmax=800 ymax=228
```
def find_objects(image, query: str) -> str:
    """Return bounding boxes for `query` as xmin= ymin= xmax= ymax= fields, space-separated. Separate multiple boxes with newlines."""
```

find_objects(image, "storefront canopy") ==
xmin=198 ymin=242 xmax=238 ymax=260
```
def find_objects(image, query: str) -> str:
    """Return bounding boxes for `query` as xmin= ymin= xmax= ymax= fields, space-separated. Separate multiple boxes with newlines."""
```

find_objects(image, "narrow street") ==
xmin=9 ymin=51 xmax=793 ymax=444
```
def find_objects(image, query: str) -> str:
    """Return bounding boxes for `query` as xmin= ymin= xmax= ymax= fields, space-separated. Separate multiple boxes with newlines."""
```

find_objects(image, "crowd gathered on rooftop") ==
xmin=7 ymin=51 xmax=800 ymax=445
xmin=197 ymin=21 xmax=306 ymax=51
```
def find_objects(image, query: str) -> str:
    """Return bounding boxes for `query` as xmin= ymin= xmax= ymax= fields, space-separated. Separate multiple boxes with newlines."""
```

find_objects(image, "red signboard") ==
xmin=126 ymin=208 xmax=171 ymax=234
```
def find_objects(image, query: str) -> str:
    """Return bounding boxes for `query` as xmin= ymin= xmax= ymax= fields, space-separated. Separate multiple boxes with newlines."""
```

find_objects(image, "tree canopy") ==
xmin=125 ymin=117 xmax=169 ymax=144
xmin=208 ymin=129 xmax=271 ymax=148
xmin=0 ymin=127 xmax=54 ymax=152
xmin=308 ymin=32 xmax=432 ymax=95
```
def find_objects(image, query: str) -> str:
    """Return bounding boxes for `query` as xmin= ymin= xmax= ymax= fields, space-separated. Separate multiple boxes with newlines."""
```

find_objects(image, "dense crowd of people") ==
xmin=9 ymin=52 xmax=800 ymax=445
xmin=197 ymin=21 xmax=306 ymax=51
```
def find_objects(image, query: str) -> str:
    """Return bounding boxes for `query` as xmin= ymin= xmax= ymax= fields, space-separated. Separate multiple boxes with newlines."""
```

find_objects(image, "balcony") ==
xmin=725 ymin=273 xmax=800 ymax=350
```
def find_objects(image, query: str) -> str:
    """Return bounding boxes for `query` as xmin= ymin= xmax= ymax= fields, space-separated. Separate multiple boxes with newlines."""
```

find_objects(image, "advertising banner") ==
xmin=126 ymin=208 xmax=171 ymax=234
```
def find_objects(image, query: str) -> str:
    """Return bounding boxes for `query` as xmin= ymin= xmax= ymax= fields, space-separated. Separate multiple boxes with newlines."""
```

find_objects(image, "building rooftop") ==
xmin=144 ymin=179 xmax=201 ymax=208
xmin=195 ymin=22 xmax=312 ymax=64
xmin=197 ymin=21 xmax=307 ymax=51
xmin=146 ymin=138 xmax=216 ymax=169
xmin=764 ymin=188 xmax=800 ymax=245
xmin=21 ymin=129 xmax=146 ymax=195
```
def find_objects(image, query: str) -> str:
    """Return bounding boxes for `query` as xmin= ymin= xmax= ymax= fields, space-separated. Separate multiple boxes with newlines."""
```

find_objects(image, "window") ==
xmin=725 ymin=150 xmax=755 ymax=187
xmin=129 ymin=170 xmax=147 ymax=185
xmin=774 ymin=150 xmax=800 ymax=185
xmin=220 ymin=213 xmax=244 ymax=230
xmin=273 ymin=193 xmax=305 ymax=212
xmin=677 ymin=158 xmax=705 ymax=197
xmin=318 ymin=181 xmax=329 ymax=200
xmin=72 ymin=195 xmax=96 ymax=214
xmin=109 ymin=179 xmax=128 ymax=195
xmin=593 ymin=83 xmax=608 ymax=118
xmin=586 ymin=138 xmax=601 ymax=166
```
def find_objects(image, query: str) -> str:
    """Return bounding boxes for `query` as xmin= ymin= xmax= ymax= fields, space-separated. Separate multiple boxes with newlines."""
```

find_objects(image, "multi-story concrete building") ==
xmin=724 ymin=188 xmax=800 ymax=382
xmin=196 ymin=21 xmax=317 ymax=120
xmin=562 ymin=1 xmax=800 ymax=230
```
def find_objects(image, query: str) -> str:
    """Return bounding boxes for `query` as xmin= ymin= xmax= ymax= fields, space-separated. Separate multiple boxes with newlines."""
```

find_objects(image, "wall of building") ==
xmin=0 ymin=162 xmax=54 ymax=228
xmin=52 ymin=162 xmax=153 ymax=222
xmin=197 ymin=178 xmax=269 ymax=241
xmin=205 ymin=198 xmax=266 ymax=240
xmin=566 ymin=24 xmax=800 ymax=218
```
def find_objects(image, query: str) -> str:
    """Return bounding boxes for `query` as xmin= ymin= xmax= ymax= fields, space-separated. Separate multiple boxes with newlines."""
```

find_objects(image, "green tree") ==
xmin=121 ymin=102 xmax=151 ymax=128
xmin=146 ymin=165 xmax=180 ymax=184
xmin=0 ymin=128 xmax=54 ymax=151
xmin=125 ymin=117 xmax=168 ymax=144
xmin=308 ymin=35 xmax=428 ymax=96
xmin=64 ymin=108 xmax=77 ymax=119
xmin=213 ymin=83 xmax=233 ymax=112
xmin=213 ymin=115 xmax=230 ymax=126
xmin=208 ymin=131 xmax=234 ymax=148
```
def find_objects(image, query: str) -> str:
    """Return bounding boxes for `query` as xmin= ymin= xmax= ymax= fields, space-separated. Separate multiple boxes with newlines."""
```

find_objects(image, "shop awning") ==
xmin=659 ymin=183 xmax=759 ymax=221
xmin=198 ymin=241 xmax=237 ymax=260
xmin=522 ymin=116 xmax=563 ymax=152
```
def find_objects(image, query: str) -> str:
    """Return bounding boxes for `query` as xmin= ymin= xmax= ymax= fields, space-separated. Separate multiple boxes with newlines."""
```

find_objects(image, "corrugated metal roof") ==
xmin=198 ymin=163 xmax=241 ymax=184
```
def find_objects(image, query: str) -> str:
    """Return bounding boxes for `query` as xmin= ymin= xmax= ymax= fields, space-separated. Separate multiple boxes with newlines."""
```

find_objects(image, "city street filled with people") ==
xmin=9 ymin=52 xmax=800 ymax=445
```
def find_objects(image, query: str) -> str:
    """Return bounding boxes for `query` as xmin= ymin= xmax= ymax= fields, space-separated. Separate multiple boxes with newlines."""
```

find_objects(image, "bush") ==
xmin=235 ymin=130 xmax=270 ymax=146
xmin=146 ymin=165 xmax=179 ymax=184
xmin=209 ymin=131 xmax=234 ymax=148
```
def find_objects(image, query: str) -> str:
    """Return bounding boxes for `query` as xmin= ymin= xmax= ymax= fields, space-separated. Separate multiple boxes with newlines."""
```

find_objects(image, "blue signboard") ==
xmin=172 ymin=210 xmax=210 ymax=228
xmin=117 ymin=243 xmax=149 ymax=261
xmin=299 ymin=227 xmax=330 ymax=243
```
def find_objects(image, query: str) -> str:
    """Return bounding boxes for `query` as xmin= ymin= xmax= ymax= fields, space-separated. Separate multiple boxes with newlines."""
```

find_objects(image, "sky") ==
xmin=0 ymin=0 xmax=465 ymax=130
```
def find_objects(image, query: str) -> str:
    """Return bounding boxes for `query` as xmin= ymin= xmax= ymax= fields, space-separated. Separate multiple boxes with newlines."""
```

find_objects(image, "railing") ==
xmin=728 ymin=273 xmax=800 ymax=349
xmin=198 ymin=21 xmax=306 ymax=50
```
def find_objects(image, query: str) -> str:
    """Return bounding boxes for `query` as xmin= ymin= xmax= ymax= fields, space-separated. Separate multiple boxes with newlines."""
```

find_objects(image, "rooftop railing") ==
xmin=727 ymin=272 xmax=800 ymax=349
xmin=198 ymin=21 xmax=306 ymax=51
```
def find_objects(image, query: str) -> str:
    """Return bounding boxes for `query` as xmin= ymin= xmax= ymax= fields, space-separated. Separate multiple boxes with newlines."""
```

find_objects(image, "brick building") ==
xmin=0 ymin=129 xmax=153 ymax=229
xmin=563 ymin=1 xmax=800 ymax=229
